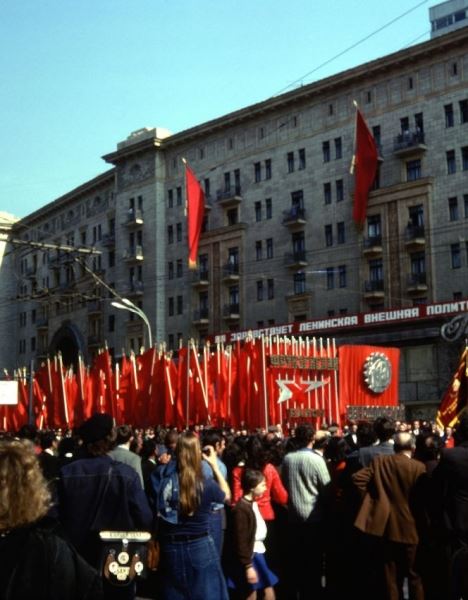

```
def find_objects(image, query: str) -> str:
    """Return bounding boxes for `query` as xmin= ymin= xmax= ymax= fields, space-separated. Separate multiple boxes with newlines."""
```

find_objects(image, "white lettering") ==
xmin=427 ymin=301 xmax=468 ymax=316
xmin=364 ymin=308 xmax=419 ymax=324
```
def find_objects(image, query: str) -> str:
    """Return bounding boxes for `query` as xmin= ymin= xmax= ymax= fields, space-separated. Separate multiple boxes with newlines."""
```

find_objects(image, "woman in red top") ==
xmin=231 ymin=436 xmax=288 ymax=521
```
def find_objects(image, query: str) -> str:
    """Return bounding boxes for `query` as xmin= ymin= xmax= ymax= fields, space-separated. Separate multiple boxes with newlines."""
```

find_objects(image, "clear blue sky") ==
xmin=1 ymin=0 xmax=436 ymax=218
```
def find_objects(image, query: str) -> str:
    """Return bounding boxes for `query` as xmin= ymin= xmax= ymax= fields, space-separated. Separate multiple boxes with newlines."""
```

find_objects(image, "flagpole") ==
xmin=332 ymin=338 xmax=340 ymax=426
xmin=261 ymin=336 xmax=269 ymax=431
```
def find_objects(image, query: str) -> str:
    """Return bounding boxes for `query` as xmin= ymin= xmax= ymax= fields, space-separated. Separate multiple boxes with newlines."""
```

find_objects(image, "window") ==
xmin=256 ymin=241 xmax=263 ymax=261
xmin=451 ymin=243 xmax=461 ymax=269
xmin=334 ymin=137 xmax=342 ymax=159
xmin=224 ymin=172 xmax=231 ymax=192
xmin=108 ymin=250 xmax=115 ymax=268
xmin=293 ymin=271 xmax=306 ymax=294
xmin=322 ymin=141 xmax=330 ymax=163
xmin=229 ymin=285 xmax=239 ymax=307
xmin=324 ymin=182 xmax=332 ymax=204
xmin=168 ymin=262 xmax=174 ymax=280
xmin=337 ymin=222 xmax=345 ymax=244
xmin=204 ymin=178 xmax=210 ymax=197
xmin=176 ymin=187 xmax=182 ymax=206
xmin=372 ymin=125 xmax=381 ymax=146
xmin=265 ymin=159 xmax=272 ymax=180
xmin=168 ymin=190 xmax=173 ymax=208
xmin=451 ymin=62 xmax=458 ymax=76
xmin=465 ymin=194 xmax=468 ymax=218
xmin=168 ymin=225 xmax=173 ymax=244
xmin=292 ymin=231 xmax=305 ymax=257
xmin=227 ymin=208 xmax=238 ymax=226
xmin=326 ymin=267 xmax=334 ymax=290
xmin=267 ymin=279 xmax=274 ymax=299
xmin=325 ymin=224 xmax=333 ymax=247
xmin=108 ymin=315 xmax=115 ymax=332
xmin=370 ymin=258 xmax=383 ymax=282
xmin=406 ymin=159 xmax=421 ymax=181
xmin=338 ymin=265 xmax=347 ymax=288
xmin=408 ymin=77 xmax=414 ymax=90
xmin=176 ymin=259 xmax=183 ymax=278
xmin=176 ymin=223 xmax=182 ymax=241
xmin=400 ymin=117 xmax=410 ymax=134
xmin=449 ymin=197 xmax=459 ymax=221
xmin=460 ymin=100 xmax=468 ymax=124
xmin=287 ymin=152 xmax=294 ymax=173
xmin=256 ymin=280 xmax=264 ymax=301
xmin=228 ymin=247 xmax=239 ymax=269
xmin=266 ymin=238 xmax=273 ymax=259
xmin=234 ymin=169 xmax=241 ymax=193
xmin=414 ymin=113 xmax=424 ymax=133
xmin=254 ymin=162 xmax=261 ymax=183
xmin=298 ymin=148 xmax=306 ymax=170
xmin=291 ymin=190 xmax=304 ymax=211
xmin=255 ymin=201 xmax=262 ymax=222
xmin=168 ymin=334 xmax=174 ymax=349
xmin=445 ymin=104 xmax=454 ymax=128
xmin=447 ymin=150 xmax=456 ymax=174
xmin=410 ymin=252 xmax=425 ymax=275
xmin=265 ymin=198 xmax=272 ymax=219
xmin=366 ymin=91 xmax=372 ymax=104
xmin=367 ymin=214 xmax=381 ymax=239
xmin=168 ymin=297 xmax=174 ymax=316
xmin=462 ymin=147 xmax=468 ymax=171
xmin=177 ymin=295 xmax=183 ymax=315
xmin=336 ymin=179 xmax=344 ymax=202
xmin=328 ymin=103 xmax=334 ymax=116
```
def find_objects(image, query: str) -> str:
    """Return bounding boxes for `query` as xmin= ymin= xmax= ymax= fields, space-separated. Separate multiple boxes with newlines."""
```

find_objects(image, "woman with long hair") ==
xmin=0 ymin=438 xmax=102 ymax=600
xmin=153 ymin=431 xmax=231 ymax=600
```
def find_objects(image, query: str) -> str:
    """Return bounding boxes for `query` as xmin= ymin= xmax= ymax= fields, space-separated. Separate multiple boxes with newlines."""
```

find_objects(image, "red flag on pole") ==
xmin=351 ymin=107 xmax=378 ymax=225
xmin=436 ymin=346 xmax=468 ymax=428
xmin=184 ymin=161 xmax=205 ymax=270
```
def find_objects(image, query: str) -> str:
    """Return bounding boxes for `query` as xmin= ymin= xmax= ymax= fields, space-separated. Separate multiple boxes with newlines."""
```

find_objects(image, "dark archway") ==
xmin=49 ymin=322 xmax=87 ymax=369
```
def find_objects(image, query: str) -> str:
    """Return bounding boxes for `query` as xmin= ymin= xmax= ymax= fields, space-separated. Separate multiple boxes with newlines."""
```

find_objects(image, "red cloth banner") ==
xmin=352 ymin=108 xmax=378 ymax=225
xmin=436 ymin=347 xmax=468 ymax=428
xmin=185 ymin=163 xmax=205 ymax=270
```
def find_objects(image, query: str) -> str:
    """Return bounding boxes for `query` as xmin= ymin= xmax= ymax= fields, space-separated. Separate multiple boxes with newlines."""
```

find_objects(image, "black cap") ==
xmin=80 ymin=413 xmax=113 ymax=444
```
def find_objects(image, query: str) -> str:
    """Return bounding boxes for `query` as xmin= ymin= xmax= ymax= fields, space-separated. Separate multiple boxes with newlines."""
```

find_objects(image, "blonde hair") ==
xmin=176 ymin=433 xmax=203 ymax=517
xmin=0 ymin=439 xmax=51 ymax=531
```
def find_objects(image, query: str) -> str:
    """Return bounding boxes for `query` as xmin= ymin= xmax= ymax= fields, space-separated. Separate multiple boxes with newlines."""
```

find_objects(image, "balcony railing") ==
xmin=191 ymin=270 xmax=210 ymax=286
xmin=193 ymin=308 xmax=209 ymax=322
xmin=128 ymin=281 xmax=144 ymax=295
xmin=222 ymin=263 xmax=240 ymax=279
xmin=125 ymin=208 xmax=144 ymax=226
xmin=123 ymin=245 xmax=144 ymax=261
xmin=393 ymin=130 xmax=426 ymax=155
xmin=284 ymin=251 xmax=308 ymax=267
xmin=282 ymin=206 xmax=306 ymax=226
xmin=407 ymin=272 xmax=427 ymax=287
xmin=102 ymin=232 xmax=116 ymax=246
xmin=216 ymin=187 xmax=242 ymax=205
xmin=223 ymin=303 xmax=240 ymax=318
xmin=364 ymin=279 xmax=384 ymax=293
xmin=405 ymin=225 xmax=425 ymax=241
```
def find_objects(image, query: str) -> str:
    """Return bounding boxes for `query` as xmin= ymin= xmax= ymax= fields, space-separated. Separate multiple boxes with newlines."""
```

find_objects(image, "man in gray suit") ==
xmin=108 ymin=425 xmax=144 ymax=486
xmin=359 ymin=416 xmax=395 ymax=467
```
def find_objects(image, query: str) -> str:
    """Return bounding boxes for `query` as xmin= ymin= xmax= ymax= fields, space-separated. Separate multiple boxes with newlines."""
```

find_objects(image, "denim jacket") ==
xmin=150 ymin=460 xmax=180 ymax=525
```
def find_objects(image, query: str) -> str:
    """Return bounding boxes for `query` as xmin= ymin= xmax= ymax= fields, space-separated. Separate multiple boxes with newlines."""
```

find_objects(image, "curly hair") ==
xmin=0 ymin=439 xmax=51 ymax=531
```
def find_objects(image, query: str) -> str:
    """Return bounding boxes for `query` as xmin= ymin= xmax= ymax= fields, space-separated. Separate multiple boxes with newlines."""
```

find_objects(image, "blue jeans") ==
xmin=160 ymin=534 xmax=228 ymax=600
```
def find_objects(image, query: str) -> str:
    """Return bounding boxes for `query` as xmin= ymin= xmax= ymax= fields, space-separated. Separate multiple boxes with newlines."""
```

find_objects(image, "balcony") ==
xmin=405 ymin=225 xmax=425 ymax=250
xmin=223 ymin=303 xmax=240 ymax=320
xmin=123 ymin=245 xmax=144 ymax=261
xmin=25 ymin=266 xmax=37 ymax=279
xmin=286 ymin=288 xmax=313 ymax=299
xmin=282 ymin=207 xmax=306 ymax=228
xmin=36 ymin=318 xmax=49 ymax=330
xmin=102 ymin=232 xmax=116 ymax=247
xmin=87 ymin=335 xmax=103 ymax=348
xmin=362 ymin=235 xmax=383 ymax=257
xmin=393 ymin=131 xmax=427 ymax=157
xmin=127 ymin=281 xmax=144 ymax=296
xmin=284 ymin=250 xmax=308 ymax=269
xmin=222 ymin=263 xmax=240 ymax=282
xmin=216 ymin=187 xmax=242 ymax=207
xmin=193 ymin=308 xmax=210 ymax=326
xmin=191 ymin=269 xmax=210 ymax=287
xmin=124 ymin=208 xmax=144 ymax=227
xmin=407 ymin=272 xmax=428 ymax=294
xmin=87 ymin=299 xmax=102 ymax=314
xmin=204 ymin=196 xmax=213 ymax=211
xmin=364 ymin=279 xmax=385 ymax=299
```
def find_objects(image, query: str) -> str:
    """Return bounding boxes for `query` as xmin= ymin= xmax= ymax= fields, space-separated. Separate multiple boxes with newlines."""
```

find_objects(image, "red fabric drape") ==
xmin=352 ymin=108 xmax=378 ymax=225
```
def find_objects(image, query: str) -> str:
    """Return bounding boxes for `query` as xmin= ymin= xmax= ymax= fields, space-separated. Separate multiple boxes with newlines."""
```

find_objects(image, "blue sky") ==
xmin=1 ymin=0 xmax=436 ymax=217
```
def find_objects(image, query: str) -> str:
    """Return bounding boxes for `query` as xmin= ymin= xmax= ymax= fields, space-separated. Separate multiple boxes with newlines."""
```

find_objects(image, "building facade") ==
xmin=430 ymin=0 xmax=468 ymax=38
xmin=3 ymin=27 xmax=468 ymax=417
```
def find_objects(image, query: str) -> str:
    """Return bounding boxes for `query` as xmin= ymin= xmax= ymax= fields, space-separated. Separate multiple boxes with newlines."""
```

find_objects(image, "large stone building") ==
xmin=2 ymin=26 xmax=468 ymax=417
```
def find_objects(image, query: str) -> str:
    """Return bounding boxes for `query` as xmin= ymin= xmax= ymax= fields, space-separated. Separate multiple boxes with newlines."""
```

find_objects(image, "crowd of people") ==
xmin=0 ymin=414 xmax=467 ymax=600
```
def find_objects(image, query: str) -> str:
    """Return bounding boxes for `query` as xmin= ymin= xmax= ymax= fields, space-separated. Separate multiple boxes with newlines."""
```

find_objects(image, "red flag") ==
xmin=185 ymin=162 xmax=205 ymax=270
xmin=351 ymin=107 xmax=378 ymax=225
xmin=437 ymin=347 xmax=468 ymax=428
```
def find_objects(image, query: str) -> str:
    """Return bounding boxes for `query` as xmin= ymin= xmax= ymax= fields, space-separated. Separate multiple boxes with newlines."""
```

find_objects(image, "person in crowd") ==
xmin=58 ymin=413 xmax=152 ymax=600
xmin=201 ymin=428 xmax=228 ymax=555
xmin=0 ymin=438 xmax=103 ymax=600
xmin=432 ymin=412 xmax=468 ymax=599
xmin=108 ymin=424 xmax=144 ymax=486
xmin=152 ymin=431 xmax=231 ymax=599
xmin=359 ymin=416 xmax=395 ymax=467
xmin=353 ymin=432 xmax=426 ymax=600
xmin=228 ymin=469 xmax=278 ymax=600
xmin=140 ymin=438 xmax=158 ymax=498
xmin=57 ymin=435 xmax=80 ymax=469
xmin=157 ymin=430 xmax=178 ymax=465
xmin=442 ymin=425 xmax=455 ymax=448
xmin=312 ymin=430 xmax=330 ymax=458
xmin=37 ymin=430 xmax=60 ymax=484
xmin=281 ymin=424 xmax=331 ymax=600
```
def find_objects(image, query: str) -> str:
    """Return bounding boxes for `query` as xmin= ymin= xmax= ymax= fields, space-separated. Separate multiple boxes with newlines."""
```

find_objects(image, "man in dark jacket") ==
xmin=58 ymin=413 xmax=153 ymax=600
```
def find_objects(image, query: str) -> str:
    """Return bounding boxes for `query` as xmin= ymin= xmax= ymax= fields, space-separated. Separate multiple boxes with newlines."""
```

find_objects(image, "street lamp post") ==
xmin=111 ymin=298 xmax=153 ymax=349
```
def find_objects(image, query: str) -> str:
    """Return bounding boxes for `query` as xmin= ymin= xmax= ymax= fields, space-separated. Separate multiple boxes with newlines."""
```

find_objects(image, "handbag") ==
xmin=99 ymin=530 xmax=152 ymax=586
